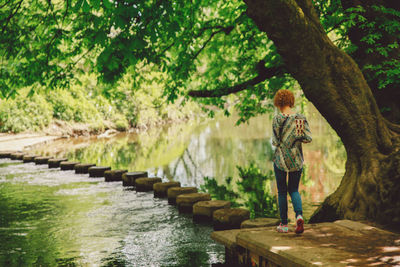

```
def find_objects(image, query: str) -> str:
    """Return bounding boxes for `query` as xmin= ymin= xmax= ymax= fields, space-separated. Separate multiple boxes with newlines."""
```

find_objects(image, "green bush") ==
xmin=200 ymin=163 xmax=278 ymax=219
xmin=113 ymin=114 xmax=129 ymax=131
xmin=46 ymin=89 xmax=103 ymax=123
xmin=0 ymin=93 xmax=53 ymax=133
xmin=46 ymin=90 xmax=76 ymax=121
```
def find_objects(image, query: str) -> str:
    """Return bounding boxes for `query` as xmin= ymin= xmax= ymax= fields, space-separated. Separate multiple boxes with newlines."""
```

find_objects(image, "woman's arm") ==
xmin=301 ymin=118 xmax=312 ymax=143
xmin=272 ymin=116 xmax=280 ymax=147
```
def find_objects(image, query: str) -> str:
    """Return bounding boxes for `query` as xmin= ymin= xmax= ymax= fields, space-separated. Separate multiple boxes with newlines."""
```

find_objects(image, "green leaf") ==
xmin=103 ymin=0 xmax=112 ymax=9
xmin=90 ymin=0 xmax=100 ymax=10
xmin=73 ymin=0 xmax=84 ymax=11
xmin=82 ymin=0 xmax=90 ymax=12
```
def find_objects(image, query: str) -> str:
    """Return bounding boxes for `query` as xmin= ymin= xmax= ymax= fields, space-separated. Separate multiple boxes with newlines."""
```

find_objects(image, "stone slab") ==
xmin=48 ymin=158 xmax=68 ymax=168
xmin=176 ymin=193 xmax=211 ymax=213
xmin=75 ymin=163 xmax=96 ymax=174
xmin=153 ymin=181 xmax=181 ymax=198
xmin=193 ymin=200 xmax=231 ymax=222
xmin=22 ymin=155 xmax=37 ymax=163
xmin=34 ymin=156 xmax=53 ymax=164
xmin=213 ymin=208 xmax=250 ymax=230
xmin=10 ymin=153 xmax=25 ymax=160
xmin=104 ymin=169 xmax=128 ymax=182
xmin=211 ymin=228 xmax=267 ymax=251
xmin=241 ymin=217 xmax=280 ymax=229
xmin=89 ymin=166 xmax=111 ymax=177
xmin=0 ymin=151 xmax=13 ymax=158
xmin=233 ymin=220 xmax=400 ymax=266
xmin=167 ymin=187 xmax=198 ymax=205
xmin=135 ymin=177 xmax=162 ymax=192
xmin=60 ymin=161 xmax=80 ymax=170
xmin=122 ymin=171 xmax=148 ymax=186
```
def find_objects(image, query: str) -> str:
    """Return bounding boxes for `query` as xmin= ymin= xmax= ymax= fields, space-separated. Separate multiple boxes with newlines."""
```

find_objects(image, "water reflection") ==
xmin=0 ymin=160 xmax=224 ymax=266
xmin=1 ymin=102 xmax=347 ymax=265
xmin=31 ymin=104 xmax=346 ymax=219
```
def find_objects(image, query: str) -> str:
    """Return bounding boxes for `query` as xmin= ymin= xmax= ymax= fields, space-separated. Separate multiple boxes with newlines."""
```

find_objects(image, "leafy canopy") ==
xmin=1 ymin=0 xmax=399 ymax=122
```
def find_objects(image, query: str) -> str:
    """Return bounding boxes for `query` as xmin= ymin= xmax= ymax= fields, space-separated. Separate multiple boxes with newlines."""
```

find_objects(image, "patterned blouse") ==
xmin=272 ymin=113 xmax=312 ymax=172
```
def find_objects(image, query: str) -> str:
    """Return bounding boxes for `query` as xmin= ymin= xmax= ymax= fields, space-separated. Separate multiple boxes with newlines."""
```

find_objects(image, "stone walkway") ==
xmin=212 ymin=220 xmax=400 ymax=266
xmin=0 ymin=134 xmax=60 ymax=151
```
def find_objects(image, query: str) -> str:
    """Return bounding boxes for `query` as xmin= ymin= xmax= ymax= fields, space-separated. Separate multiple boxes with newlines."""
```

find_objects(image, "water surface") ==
xmin=0 ymin=103 xmax=346 ymax=266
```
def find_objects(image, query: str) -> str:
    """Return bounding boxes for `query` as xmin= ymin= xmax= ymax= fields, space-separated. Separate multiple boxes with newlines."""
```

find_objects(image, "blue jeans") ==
xmin=274 ymin=164 xmax=303 ymax=225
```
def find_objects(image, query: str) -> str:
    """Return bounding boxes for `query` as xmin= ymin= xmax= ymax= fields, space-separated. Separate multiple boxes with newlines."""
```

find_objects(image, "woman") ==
xmin=272 ymin=89 xmax=312 ymax=234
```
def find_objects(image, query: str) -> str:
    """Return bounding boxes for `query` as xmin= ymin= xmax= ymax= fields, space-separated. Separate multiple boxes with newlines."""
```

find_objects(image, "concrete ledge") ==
xmin=167 ymin=187 xmax=198 ymax=205
xmin=222 ymin=220 xmax=400 ymax=267
xmin=135 ymin=177 xmax=162 ymax=192
xmin=241 ymin=218 xmax=280 ymax=229
xmin=193 ymin=200 xmax=231 ymax=223
xmin=122 ymin=171 xmax=148 ymax=186
xmin=74 ymin=163 xmax=96 ymax=174
xmin=104 ymin=169 xmax=128 ymax=182
xmin=176 ymin=193 xmax=211 ymax=213
xmin=48 ymin=158 xmax=68 ymax=168
xmin=153 ymin=181 xmax=181 ymax=198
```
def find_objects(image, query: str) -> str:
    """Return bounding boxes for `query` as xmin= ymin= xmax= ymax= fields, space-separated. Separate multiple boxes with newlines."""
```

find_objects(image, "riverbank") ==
xmin=0 ymin=115 xmax=205 ymax=152
xmin=0 ymin=133 xmax=61 ymax=151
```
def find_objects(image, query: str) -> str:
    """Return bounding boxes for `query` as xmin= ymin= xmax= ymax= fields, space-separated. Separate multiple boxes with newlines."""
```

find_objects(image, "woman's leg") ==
xmin=274 ymin=164 xmax=288 ymax=225
xmin=288 ymin=169 xmax=303 ymax=218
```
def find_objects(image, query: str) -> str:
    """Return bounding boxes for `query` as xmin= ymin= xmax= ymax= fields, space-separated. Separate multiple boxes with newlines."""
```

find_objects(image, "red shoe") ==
xmin=295 ymin=215 xmax=304 ymax=234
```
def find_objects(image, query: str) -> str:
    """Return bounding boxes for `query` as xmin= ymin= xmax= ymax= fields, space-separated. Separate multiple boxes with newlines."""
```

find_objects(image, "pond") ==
xmin=0 ymin=103 xmax=346 ymax=266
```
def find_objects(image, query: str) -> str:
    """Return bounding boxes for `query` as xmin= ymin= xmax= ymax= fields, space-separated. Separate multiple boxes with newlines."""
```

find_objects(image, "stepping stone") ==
xmin=35 ymin=156 xmax=53 ymax=165
xmin=74 ymin=163 xmax=96 ymax=174
xmin=167 ymin=187 xmax=198 ymax=205
xmin=240 ymin=218 xmax=280 ymax=229
xmin=23 ymin=155 xmax=37 ymax=163
xmin=122 ymin=171 xmax=148 ymax=186
xmin=89 ymin=166 xmax=111 ymax=177
xmin=48 ymin=158 xmax=68 ymax=168
xmin=176 ymin=193 xmax=211 ymax=213
xmin=60 ymin=161 xmax=80 ymax=170
xmin=10 ymin=153 xmax=25 ymax=160
xmin=135 ymin=177 xmax=162 ymax=192
xmin=0 ymin=151 xmax=13 ymax=158
xmin=153 ymin=181 xmax=181 ymax=198
xmin=213 ymin=208 xmax=250 ymax=231
xmin=193 ymin=200 xmax=231 ymax=223
xmin=104 ymin=169 xmax=128 ymax=182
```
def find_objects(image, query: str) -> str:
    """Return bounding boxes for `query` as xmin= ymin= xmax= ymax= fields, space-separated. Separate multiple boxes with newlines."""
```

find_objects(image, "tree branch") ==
xmin=0 ymin=0 xmax=13 ymax=9
xmin=188 ymin=61 xmax=286 ymax=98
xmin=191 ymin=26 xmax=234 ymax=60
xmin=1 ymin=0 xmax=23 ymax=34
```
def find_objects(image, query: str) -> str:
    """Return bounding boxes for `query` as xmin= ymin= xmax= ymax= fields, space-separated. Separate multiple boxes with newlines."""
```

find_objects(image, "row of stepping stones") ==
xmin=0 ymin=151 xmax=280 ymax=230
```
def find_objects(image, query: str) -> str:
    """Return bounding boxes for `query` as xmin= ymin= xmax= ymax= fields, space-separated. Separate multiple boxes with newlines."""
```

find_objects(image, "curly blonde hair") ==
xmin=273 ymin=89 xmax=295 ymax=108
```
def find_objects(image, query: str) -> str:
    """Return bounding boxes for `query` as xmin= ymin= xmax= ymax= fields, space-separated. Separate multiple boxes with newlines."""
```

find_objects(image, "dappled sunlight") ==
xmin=340 ymin=258 xmax=360 ymax=264
xmin=311 ymin=262 xmax=323 ymax=265
xmin=381 ymin=246 xmax=400 ymax=253
xmin=271 ymin=246 xmax=292 ymax=252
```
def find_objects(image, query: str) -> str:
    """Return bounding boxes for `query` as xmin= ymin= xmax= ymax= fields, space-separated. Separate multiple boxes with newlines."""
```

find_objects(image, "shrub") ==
xmin=0 ymin=93 xmax=52 ymax=133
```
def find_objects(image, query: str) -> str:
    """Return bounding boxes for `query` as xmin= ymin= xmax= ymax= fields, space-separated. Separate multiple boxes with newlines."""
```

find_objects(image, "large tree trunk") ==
xmin=243 ymin=0 xmax=400 ymax=227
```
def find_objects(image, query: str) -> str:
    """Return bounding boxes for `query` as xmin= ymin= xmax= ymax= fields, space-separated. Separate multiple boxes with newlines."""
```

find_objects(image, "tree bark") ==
xmin=243 ymin=0 xmax=400 ymax=227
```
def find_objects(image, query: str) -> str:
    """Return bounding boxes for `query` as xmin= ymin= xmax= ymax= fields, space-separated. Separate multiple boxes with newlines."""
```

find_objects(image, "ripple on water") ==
xmin=0 ymin=158 xmax=225 ymax=266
